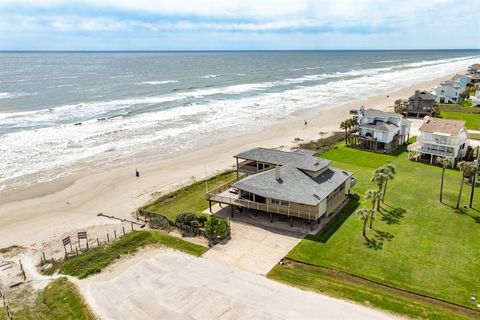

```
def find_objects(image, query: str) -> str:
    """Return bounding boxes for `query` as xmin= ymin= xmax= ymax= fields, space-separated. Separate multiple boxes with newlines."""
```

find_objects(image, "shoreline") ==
xmin=0 ymin=72 xmax=459 ymax=248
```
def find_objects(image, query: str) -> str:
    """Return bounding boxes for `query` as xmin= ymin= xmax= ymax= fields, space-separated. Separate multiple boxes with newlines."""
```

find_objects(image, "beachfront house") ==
xmin=406 ymin=90 xmax=436 ymax=117
xmin=471 ymin=91 xmax=480 ymax=107
xmin=407 ymin=117 xmax=469 ymax=165
xmin=348 ymin=107 xmax=411 ymax=151
xmin=468 ymin=63 xmax=480 ymax=76
xmin=206 ymin=148 xmax=355 ymax=226
xmin=435 ymin=75 xmax=468 ymax=104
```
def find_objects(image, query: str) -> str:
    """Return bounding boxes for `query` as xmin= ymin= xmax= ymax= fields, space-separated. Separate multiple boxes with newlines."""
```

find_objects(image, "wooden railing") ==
xmin=207 ymin=193 xmax=319 ymax=220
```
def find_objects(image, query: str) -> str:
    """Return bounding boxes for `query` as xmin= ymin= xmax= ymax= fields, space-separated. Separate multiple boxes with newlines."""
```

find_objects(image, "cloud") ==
xmin=0 ymin=0 xmax=478 ymax=49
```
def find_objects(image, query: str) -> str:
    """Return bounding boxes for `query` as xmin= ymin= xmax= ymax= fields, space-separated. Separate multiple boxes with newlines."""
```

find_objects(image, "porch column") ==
xmin=430 ymin=154 xmax=433 ymax=164
xmin=209 ymin=201 xmax=212 ymax=213
xmin=235 ymin=158 xmax=239 ymax=180
xmin=270 ymin=212 xmax=273 ymax=223
xmin=290 ymin=217 xmax=293 ymax=227
xmin=230 ymin=205 xmax=234 ymax=218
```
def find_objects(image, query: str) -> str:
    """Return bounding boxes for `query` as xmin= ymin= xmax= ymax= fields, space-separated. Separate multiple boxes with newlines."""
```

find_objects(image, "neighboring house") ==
xmin=206 ymin=148 xmax=355 ymax=225
xmin=468 ymin=63 xmax=480 ymax=75
xmin=349 ymin=107 xmax=411 ymax=151
xmin=406 ymin=90 xmax=436 ymax=117
xmin=407 ymin=117 xmax=469 ymax=165
xmin=435 ymin=75 xmax=468 ymax=104
xmin=471 ymin=90 xmax=480 ymax=107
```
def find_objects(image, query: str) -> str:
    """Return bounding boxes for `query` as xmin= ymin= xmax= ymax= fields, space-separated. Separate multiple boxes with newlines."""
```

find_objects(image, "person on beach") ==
xmin=135 ymin=169 xmax=140 ymax=178
xmin=304 ymin=120 xmax=308 ymax=126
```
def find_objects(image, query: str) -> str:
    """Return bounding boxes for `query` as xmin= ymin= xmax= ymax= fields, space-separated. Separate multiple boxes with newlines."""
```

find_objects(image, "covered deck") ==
xmin=206 ymin=178 xmax=321 ymax=223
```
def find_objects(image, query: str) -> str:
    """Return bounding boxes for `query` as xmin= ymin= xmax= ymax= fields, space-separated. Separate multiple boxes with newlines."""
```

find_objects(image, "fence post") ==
xmin=114 ymin=230 xmax=117 ymax=239
xmin=97 ymin=238 xmax=100 ymax=246
xmin=122 ymin=226 xmax=125 ymax=235
xmin=107 ymin=233 xmax=110 ymax=243
xmin=131 ymin=222 xmax=134 ymax=231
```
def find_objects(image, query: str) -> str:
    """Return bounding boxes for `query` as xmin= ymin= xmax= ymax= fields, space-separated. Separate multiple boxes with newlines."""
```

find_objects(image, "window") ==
xmin=271 ymin=199 xmax=289 ymax=206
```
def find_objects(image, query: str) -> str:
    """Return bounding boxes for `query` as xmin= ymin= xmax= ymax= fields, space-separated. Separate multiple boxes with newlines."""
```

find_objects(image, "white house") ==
xmin=435 ymin=75 xmax=468 ymax=104
xmin=468 ymin=63 xmax=480 ymax=76
xmin=352 ymin=108 xmax=411 ymax=151
xmin=407 ymin=117 xmax=469 ymax=165
xmin=471 ymin=91 xmax=480 ymax=107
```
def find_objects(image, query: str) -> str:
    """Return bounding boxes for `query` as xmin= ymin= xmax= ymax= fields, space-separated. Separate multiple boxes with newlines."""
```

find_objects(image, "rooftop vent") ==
xmin=313 ymin=193 xmax=320 ymax=200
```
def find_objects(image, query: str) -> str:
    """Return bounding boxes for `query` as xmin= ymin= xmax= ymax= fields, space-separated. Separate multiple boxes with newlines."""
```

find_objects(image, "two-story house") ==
xmin=206 ymin=148 xmax=355 ymax=227
xmin=350 ymin=108 xmax=411 ymax=151
xmin=435 ymin=75 xmax=468 ymax=104
xmin=406 ymin=90 xmax=436 ymax=117
xmin=407 ymin=117 xmax=469 ymax=165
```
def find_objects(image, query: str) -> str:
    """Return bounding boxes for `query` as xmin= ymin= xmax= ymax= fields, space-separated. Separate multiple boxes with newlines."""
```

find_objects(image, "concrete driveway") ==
xmin=202 ymin=204 xmax=307 ymax=275
xmin=84 ymin=251 xmax=400 ymax=320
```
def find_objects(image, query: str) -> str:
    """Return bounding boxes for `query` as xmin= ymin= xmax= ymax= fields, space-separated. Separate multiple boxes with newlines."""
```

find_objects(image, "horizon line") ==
xmin=1 ymin=49 xmax=480 ymax=53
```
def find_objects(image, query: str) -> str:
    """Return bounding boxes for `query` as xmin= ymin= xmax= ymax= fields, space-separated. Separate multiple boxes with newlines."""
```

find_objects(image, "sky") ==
xmin=0 ymin=0 xmax=479 ymax=50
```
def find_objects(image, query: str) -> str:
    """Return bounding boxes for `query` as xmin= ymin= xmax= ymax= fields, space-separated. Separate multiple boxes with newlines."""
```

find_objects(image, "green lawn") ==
xmin=439 ymin=111 xmax=480 ymax=130
xmin=143 ymin=171 xmax=236 ymax=220
xmin=276 ymin=143 xmax=480 ymax=311
xmin=437 ymin=102 xmax=480 ymax=130
xmin=469 ymin=132 xmax=480 ymax=141
xmin=58 ymin=230 xmax=208 ymax=279
xmin=269 ymin=263 xmax=473 ymax=320
xmin=0 ymin=278 xmax=95 ymax=320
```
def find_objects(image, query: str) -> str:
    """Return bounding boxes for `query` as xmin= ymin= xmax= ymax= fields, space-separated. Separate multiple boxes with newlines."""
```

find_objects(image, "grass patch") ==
xmin=143 ymin=171 xmax=236 ymax=220
xmin=0 ymin=278 xmax=95 ymax=320
xmin=436 ymin=102 xmax=480 ymax=130
xmin=268 ymin=263 xmax=474 ymax=320
xmin=298 ymin=131 xmax=345 ymax=153
xmin=438 ymin=111 xmax=480 ymax=130
xmin=469 ymin=132 xmax=480 ymax=140
xmin=283 ymin=142 xmax=480 ymax=310
xmin=58 ymin=230 xmax=208 ymax=279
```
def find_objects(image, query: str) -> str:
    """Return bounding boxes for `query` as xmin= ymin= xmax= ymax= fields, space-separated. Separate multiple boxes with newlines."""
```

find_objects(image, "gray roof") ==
xmin=362 ymin=108 xmax=399 ymax=118
xmin=408 ymin=90 xmax=436 ymax=101
xmin=360 ymin=121 xmax=398 ymax=132
xmin=232 ymin=163 xmax=352 ymax=206
xmin=234 ymin=147 xmax=330 ymax=172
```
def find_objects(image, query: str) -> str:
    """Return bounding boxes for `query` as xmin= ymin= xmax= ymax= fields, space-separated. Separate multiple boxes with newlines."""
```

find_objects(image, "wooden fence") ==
xmin=137 ymin=209 xmax=230 ymax=241
xmin=0 ymin=288 xmax=13 ymax=320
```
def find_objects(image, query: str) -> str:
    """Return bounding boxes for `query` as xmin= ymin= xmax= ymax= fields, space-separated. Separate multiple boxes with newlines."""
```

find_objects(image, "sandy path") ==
xmin=79 ymin=250 xmax=403 ymax=320
xmin=0 ymin=74 xmax=456 ymax=249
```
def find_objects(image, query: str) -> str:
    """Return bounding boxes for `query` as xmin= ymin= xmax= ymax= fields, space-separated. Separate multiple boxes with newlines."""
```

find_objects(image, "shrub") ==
xmin=197 ymin=216 xmax=208 ymax=227
xmin=205 ymin=216 xmax=229 ymax=240
xmin=175 ymin=212 xmax=200 ymax=228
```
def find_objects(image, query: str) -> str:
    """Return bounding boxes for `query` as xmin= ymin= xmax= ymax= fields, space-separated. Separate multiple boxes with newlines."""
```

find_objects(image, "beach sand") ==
xmin=0 ymin=73 xmax=457 ymax=249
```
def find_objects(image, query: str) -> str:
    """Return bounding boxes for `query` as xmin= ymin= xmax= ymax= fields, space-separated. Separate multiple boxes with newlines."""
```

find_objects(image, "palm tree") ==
xmin=365 ymin=189 xmax=382 ymax=228
xmin=381 ymin=164 xmax=396 ymax=201
xmin=357 ymin=207 xmax=371 ymax=238
xmin=371 ymin=169 xmax=388 ymax=208
xmin=437 ymin=157 xmax=452 ymax=203
xmin=456 ymin=161 xmax=476 ymax=209
xmin=340 ymin=120 xmax=348 ymax=144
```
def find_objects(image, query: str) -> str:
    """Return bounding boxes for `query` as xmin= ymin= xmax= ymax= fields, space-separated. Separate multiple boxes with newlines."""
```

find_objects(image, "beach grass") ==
xmin=142 ymin=171 xmax=236 ymax=220
xmin=0 ymin=277 xmax=95 ymax=320
xmin=270 ymin=142 xmax=480 ymax=314
xmin=58 ymin=230 xmax=208 ymax=279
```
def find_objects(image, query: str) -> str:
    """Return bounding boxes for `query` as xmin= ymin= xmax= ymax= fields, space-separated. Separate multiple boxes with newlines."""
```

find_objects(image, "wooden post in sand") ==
xmin=107 ymin=233 xmax=110 ymax=243
xmin=122 ymin=226 xmax=126 ymax=236
xmin=114 ymin=230 xmax=117 ymax=239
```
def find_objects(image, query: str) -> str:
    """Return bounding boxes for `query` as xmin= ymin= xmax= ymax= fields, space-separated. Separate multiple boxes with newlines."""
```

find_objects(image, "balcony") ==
xmin=206 ymin=178 xmax=320 ymax=220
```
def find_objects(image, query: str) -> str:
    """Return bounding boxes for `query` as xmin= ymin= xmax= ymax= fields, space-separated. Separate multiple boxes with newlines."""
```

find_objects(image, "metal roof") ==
xmin=232 ymin=163 xmax=352 ymax=206
xmin=234 ymin=147 xmax=330 ymax=172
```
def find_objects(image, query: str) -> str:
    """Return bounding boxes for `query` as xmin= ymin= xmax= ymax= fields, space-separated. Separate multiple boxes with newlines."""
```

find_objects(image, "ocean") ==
xmin=1 ymin=50 xmax=480 ymax=191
